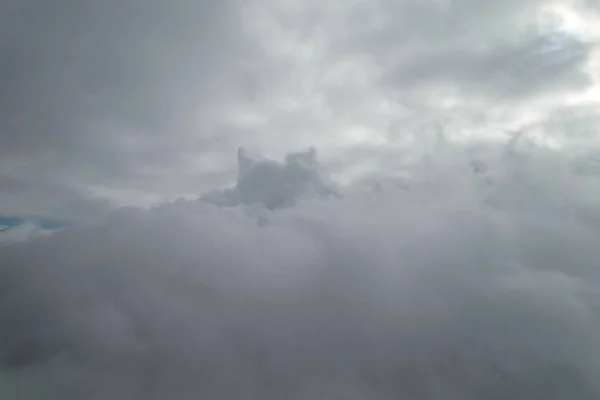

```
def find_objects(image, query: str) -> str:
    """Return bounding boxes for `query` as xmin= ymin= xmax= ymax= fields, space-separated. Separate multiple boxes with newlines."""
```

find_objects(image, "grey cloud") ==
xmin=0 ymin=175 xmax=112 ymax=222
xmin=202 ymin=147 xmax=339 ymax=210
xmin=539 ymin=103 xmax=600 ymax=144
xmin=0 ymin=0 xmax=248 ymax=212
xmin=0 ymin=0 xmax=241 ymax=152
xmin=2 ymin=143 xmax=600 ymax=398
xmin=383 ymin=32 xmax=592 ymax=99
xmin=336 ymin=0 xmax=595 ymax=100
xmin=2 ymin=0 xmax=598 ymax=216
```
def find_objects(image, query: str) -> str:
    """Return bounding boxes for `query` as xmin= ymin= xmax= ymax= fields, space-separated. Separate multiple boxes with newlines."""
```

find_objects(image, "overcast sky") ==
xmin=3 ymin=1 xmax=600 ymax=398
xmin=1 ymin=0 xmax=599 ymax=218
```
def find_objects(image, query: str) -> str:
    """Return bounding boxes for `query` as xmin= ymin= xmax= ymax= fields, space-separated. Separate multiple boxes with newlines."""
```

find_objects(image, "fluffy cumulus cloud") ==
xmin=202 ymin=147 xmax=339 ymax=209
xmin=3 ymin=0 xmax=600 ymax=398
xmin=3 ymin=142 xmax=600 ymax=399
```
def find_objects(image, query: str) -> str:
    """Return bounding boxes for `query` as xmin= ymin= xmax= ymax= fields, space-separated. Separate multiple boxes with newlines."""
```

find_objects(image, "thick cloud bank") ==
xmin=2 ymin=143 xmax=600 ymax=399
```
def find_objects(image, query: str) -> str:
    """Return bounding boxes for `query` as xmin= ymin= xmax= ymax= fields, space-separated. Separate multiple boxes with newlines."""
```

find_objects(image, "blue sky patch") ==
xmin=0 ymin=216 xmax=65 ymax=230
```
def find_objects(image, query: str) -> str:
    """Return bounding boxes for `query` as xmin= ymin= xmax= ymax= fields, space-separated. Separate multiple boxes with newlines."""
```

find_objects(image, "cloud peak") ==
xmin=203 ymin=147 xmax=338 ymax=209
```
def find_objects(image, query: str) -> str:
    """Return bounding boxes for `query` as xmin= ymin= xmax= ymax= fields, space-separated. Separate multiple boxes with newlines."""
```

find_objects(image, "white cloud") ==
xmin=1 ymin=143 xmax=600 ymax=398
xmin=0 ymin=222 xmax=58 ymax=244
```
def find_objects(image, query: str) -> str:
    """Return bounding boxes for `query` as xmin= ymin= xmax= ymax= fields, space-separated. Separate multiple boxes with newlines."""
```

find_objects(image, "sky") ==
xmin=2 ymin=0 xmax=600 ymax=398
xmin=1 ymin=0 xmax=599 ymax=215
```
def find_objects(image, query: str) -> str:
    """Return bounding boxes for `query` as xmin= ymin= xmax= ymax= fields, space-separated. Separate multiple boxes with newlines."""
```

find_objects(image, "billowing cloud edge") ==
xmin=1 ymin=141 xmax=600 ymax=398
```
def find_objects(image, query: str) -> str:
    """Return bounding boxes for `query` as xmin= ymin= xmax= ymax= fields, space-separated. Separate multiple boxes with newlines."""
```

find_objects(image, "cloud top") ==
xmin=202 ymin=147 xmax=339 ymax=209
xmin=2 ymin=143 xmax=600 ymax=398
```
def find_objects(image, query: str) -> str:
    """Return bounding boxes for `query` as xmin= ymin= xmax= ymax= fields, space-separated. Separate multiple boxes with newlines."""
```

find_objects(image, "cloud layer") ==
xmin=3 ymin=0 xmax=600 ymax=398
xmin=2 ymin=0 xmax=600 ymax=214
xmin=2 ymin=143 xmax=600 ymax=399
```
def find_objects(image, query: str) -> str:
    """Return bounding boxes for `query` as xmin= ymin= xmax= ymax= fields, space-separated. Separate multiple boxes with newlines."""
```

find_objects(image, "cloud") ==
xmin=2 ymin=0 xmax=599 ymax=216
xmin=0 ymin=176 xmax=113 ymax=222
xmin=0 ymin=0 xmax=249 ymax=212
xmin=2 ymin=143 xmax=600 ymax=398
xmin=0 ymin=222 xmax=59 ymax=244
xmin=202 ymin=147 xmax=339 ymax=209
xmin=379 ymin=31 xmax=592 ymax=100
xmin=2 ymin=1 xmax=600 ymax=396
